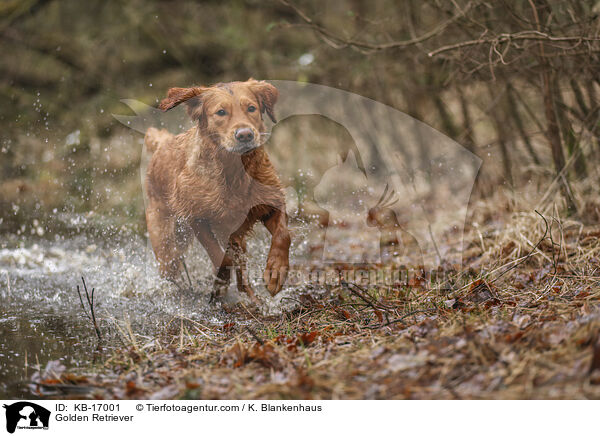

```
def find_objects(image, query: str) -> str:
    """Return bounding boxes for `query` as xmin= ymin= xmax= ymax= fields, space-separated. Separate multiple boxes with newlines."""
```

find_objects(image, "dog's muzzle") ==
xmin=231 ymin=127 xmax=259 ymax=154
xmin=235 ymin=127 xmax=254 ymax=143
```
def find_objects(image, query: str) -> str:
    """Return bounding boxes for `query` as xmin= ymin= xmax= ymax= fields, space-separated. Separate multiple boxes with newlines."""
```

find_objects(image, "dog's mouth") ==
xmin=230 ymin=141 xmax=260 ymax=154
xmin=213 ymin=132 xmax=269 ymax=154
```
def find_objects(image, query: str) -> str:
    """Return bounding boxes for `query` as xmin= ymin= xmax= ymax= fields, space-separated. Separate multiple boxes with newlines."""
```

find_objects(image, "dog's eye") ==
xmin=216 ymin=109 xmax=227 ymax=116
xmin=247 ymin=105 xmax=257 ymax=113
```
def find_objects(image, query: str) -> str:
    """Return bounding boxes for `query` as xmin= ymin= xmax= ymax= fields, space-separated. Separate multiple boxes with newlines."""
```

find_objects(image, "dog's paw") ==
xmin=210 ymin=277 xmax=229 ymax=303
xmin=238 ymin=283 xmax=260 ymax=306
xmin=263 ymin=254 xmax=289 ymax=296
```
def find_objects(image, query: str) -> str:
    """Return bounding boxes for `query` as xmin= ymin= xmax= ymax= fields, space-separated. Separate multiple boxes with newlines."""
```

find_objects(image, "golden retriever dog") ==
xmin=144 ymin=79 xmax=290 ymax=303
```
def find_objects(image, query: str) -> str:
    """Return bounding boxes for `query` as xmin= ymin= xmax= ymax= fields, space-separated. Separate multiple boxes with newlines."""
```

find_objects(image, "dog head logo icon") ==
xmin=3 ymin=402 xmax=50 ymax=434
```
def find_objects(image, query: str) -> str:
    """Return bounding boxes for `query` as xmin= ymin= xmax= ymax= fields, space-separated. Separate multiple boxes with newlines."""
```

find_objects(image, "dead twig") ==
xmin=451 ymin=210 xmax=550 ymax=295
xmin=489 ymin=210 xmax=550 ymax=285
xmin=76 ymin=276 xmax=102 ymax=342
xmin=278 ymin=0 xmax=477 ymax=53
xmin=428 ymin=31 xmax=600 ymax=57
xmin=245 ymin=325 xmax=265 ymax=346
xmin=340 ymin=280 xmax=395 ymax=312
xmin=365 ymin=308 xmax=437 ymax=329
xmin=181 ymin=259 xmax=194 ymax=289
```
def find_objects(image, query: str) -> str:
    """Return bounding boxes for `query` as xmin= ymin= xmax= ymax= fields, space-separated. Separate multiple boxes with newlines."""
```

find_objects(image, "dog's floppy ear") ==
xmin=158 ymin=87 xmax=208 ymax=119
xmin=248 ymin=79 xmax=279 ymax=123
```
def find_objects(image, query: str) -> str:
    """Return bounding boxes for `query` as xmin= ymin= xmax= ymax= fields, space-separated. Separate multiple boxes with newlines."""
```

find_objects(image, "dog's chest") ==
xmin=173 ymin=156 xmax=282 ymax=229
xmin=201 ymin=180 xmax=264 ymax=238
xmin=210 ymin=176 xmax=262 ymax=218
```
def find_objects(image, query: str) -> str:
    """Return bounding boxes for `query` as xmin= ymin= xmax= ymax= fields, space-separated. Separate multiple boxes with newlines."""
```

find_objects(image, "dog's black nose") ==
xmin=235 ymin=127 xmax=254 ymax=143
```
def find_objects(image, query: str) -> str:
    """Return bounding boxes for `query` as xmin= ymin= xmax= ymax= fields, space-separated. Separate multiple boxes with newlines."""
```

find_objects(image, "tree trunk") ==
xmin=530 ymin=0 xmax=578 ymax=213
xmin=487 ymin=85 xmax=513 ymax=187
xmin=457 ymin=86 xmax=476 ymax=153
xmin=554 ymin=78 xmax=587 ymax=177
xmin=506 ymin=83 xmax=541 ymax=165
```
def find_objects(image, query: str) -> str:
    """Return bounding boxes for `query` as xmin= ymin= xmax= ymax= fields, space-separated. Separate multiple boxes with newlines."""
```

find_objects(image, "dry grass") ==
xmin=31 ymin=184 xmax=600 ymax=400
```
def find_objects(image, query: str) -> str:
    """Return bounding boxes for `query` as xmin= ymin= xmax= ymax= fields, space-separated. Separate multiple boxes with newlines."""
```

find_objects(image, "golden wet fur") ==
xmin=144 ymin=79 xmax=290 ymax=301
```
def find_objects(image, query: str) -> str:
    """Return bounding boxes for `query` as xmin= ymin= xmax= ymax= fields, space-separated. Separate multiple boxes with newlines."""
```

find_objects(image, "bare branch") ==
xmin=428 ymin=30 xmax=600 ymax=57
xmin=278 ymin=0 xmax=477 ymax=53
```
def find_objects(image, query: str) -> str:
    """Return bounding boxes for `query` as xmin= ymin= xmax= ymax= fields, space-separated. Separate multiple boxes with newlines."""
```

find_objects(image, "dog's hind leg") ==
xmin=227 ymin=235 xmax=259 ymax=305
xmin=191 ymin=220 xmax=233 ymax=301
xmin=146 ymin=200 xmax=185 ymax=280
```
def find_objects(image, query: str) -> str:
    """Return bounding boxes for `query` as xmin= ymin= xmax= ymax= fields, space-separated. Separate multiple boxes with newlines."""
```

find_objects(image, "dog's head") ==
xmin=158 ymin=79 xmax=278 ymax=154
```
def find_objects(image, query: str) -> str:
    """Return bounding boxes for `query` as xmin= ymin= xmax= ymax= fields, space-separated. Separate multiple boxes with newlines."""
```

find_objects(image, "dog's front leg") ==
xmin=262 ymin=208 xmax=290 ymax=295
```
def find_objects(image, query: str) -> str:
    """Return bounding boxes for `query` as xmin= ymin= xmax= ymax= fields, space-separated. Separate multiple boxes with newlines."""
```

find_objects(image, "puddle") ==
xmin=0 ymin=206 xmax=446 ymax=398
xmin=0 ymin=215 xmax=322 ymax=398
xmin=0 ymin=230 xmax=229 ymax=398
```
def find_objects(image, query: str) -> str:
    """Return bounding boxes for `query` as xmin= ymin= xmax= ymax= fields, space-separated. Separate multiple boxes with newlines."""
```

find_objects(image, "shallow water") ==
xmin=0 ymin=215 xmax=323 ymax=398
xmin=0 ymin=207 xmax=447 ymax=398
xmin=0 ymin=230 xmax=243 ymax=398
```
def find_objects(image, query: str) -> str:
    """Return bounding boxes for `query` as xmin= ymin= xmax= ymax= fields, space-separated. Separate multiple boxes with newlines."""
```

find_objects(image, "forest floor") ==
xmin=30 ymin=192 xmax=600 ymax=400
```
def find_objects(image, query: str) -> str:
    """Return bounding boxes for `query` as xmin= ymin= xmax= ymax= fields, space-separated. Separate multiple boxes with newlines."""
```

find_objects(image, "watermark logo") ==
xmin=3 ymin=402 xmax=50 ymax=433
xmin=114 ymin=80 xmax=481 ymax=292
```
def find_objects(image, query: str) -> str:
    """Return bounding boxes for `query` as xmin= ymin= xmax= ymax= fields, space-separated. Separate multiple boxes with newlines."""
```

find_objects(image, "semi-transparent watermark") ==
xmin=114 ymin=80 xmax=480 ymax=294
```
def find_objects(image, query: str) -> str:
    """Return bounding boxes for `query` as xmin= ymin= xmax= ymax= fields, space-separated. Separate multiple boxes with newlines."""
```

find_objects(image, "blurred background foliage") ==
xmin=1 ymin=0 xmax=599 ymax=233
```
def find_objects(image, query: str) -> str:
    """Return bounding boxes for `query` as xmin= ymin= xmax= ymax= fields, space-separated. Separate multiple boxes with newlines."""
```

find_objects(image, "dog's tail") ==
xmin=144 ymin=127 xmax=173 ymax=153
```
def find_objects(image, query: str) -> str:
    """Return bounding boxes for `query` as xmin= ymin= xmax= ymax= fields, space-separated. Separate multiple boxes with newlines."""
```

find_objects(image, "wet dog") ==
xmin=144 ymin=79 xmax=290 ymax=302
